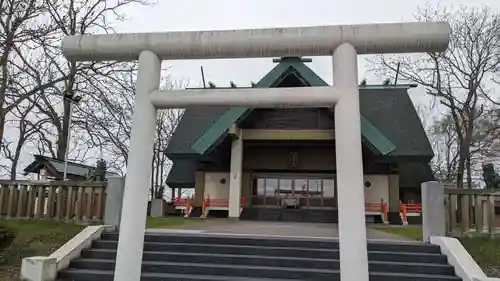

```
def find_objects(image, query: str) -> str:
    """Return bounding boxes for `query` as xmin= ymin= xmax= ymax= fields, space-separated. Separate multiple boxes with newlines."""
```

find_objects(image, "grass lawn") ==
xmin=375 ymin=226 xmax=500 ymax=276
xmin=0 ymin=216 xmax=205 ymax=281
xmin=0 ymin=220 xmax=85 ymax=281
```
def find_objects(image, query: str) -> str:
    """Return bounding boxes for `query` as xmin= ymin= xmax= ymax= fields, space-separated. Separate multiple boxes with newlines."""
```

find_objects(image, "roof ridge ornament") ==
xmin=272 ymin=57 xmax=313 ymax=63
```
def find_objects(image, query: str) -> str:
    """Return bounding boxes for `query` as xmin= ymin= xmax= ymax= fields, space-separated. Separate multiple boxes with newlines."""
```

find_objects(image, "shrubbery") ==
xmin=0 ymin=225 xmax=15 ymax=264
xmin=0 ymin=226 xmax=14 ymax=250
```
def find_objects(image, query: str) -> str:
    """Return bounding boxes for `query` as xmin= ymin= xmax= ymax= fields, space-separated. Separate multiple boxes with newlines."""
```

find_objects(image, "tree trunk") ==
xmin=0 ymin=39 xmax=12 ymax=147
xmin=155 ymin=147 xmax=160 ymax=198
xmin=0 ymin=111 xmax=5 ymax=147
xmin=9 ymin=146 xmax=22 ymax=180
xmin=160 ymin=157 xmax=165 ymax=188
xmin=57 ymin=99 xmax=71 ymax=160
xmin=455 ymin=138 xmax=466 ymax=222
xmin=466 ymin=155 xmax=474 ymax=223
xmin=150 ymin=144 xmax=155 ymax=198
xmin=9 ymin=133 xmax=26 ymax=180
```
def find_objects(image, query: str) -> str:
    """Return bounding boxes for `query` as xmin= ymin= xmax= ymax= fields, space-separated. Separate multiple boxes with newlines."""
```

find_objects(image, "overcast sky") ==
xmin=6 ymin=0 xmax=500 ymax=179
xmin=114 ymin=0 xmax=498 ymax=95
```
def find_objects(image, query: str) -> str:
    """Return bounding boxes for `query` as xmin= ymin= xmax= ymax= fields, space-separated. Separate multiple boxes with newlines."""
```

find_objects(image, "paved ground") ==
xmin=147 ymin=219 xmax=411 ymax=241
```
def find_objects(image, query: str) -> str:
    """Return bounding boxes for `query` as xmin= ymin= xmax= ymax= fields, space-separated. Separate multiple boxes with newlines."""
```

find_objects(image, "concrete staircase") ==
xmin=58 ymin=232 xmax=460 ymax=281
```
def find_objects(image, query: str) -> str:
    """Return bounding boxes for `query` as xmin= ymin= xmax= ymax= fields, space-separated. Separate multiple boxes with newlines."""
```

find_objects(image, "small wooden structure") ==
xmin=23 ymin=155 xmax=118 ymax=181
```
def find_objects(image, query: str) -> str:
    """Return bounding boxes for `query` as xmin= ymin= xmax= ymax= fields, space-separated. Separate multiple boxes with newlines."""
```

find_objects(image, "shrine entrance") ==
xmin=251 ymin=174 xmax=337 ymax=210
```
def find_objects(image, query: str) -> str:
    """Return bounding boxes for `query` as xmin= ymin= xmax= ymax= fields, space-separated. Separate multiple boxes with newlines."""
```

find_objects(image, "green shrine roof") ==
xmin=166 ymin=57 xmax=432 ymax=158
xmin=165 ymin=57 xmax=434 ymax=188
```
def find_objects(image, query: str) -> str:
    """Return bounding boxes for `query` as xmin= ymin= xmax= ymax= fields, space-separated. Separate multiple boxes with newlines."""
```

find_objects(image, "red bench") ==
xmin=173 ymin=197 xmax=194 ymax=217
xmin=400 ymin=203 xmax=422 ymax=225
xmin=365 ymin=200 xmax=388 ymax=224
xmin=202 ymin=196 xmax=246 ymax=217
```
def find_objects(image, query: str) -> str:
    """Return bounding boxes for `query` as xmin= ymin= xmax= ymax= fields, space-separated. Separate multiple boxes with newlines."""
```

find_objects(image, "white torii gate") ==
xmin=62 ymin=22 xmax=450 ymax=281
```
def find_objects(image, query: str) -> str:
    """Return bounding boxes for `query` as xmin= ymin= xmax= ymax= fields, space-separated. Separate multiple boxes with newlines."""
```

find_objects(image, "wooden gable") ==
xmin=239 ymin=108 xmax=334 ymax=130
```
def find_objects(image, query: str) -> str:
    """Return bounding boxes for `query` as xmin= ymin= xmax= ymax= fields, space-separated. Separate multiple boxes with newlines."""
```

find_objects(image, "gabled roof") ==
xmin=23 ymin=155 xmax=118 ymax=179
xmin=165 ymin=57 xmax=435 ymax=189
xmin=190 ymin=58 xmax=395 ymax=156
xmin=166 ymin=57 xmax=433 ymax=159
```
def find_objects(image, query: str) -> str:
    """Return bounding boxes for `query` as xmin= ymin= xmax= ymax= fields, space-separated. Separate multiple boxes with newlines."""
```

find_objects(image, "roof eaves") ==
xmin=34 ymin=154 xmax=95 ymax=169
xmin=360 ymin=115 xmax=396 ymax=155
xmin=185 ymin=83 xmax=418 ymax=91
xmin=360 ymin=84 xmax=418 ymax=90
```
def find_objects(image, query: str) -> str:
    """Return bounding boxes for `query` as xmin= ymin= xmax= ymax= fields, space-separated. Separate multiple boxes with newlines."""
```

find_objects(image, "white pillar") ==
xmin=103 ymin=177 xmax=126 ymax=227
xmin=228 ymin=135 xmax=243 ymax=218
xmin=421 ymin=181 xmax=445 ymax=242
xmin=113 ymin=51 xmax=161 ymax=281
xmin=333 ymin=43 xmax=369 ymax=281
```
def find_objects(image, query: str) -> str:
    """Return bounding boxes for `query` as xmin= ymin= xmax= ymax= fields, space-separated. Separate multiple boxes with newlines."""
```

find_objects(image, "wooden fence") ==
xmin=444 ymin=185 xmax=500 ymax=238
xmin=0 ymin=180 xmax=107 ymax=224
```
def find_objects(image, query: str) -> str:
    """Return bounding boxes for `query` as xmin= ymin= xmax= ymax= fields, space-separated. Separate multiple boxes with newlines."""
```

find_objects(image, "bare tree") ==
xmin=370 ymin=5 xmax=500 ymax=189
xmin=76 ymin=63 xmax=185 ymax=196
xmin=151 ymin=109 xmax=183 ymax=199
xmin=75 ymin=63 xmax=138 ymax=171
xmin=469 ymin=110 xmax=500 ymax=163
xmin=414 ymin=101 xmax=459 ymax=181
xmin=1 ymin=95 xmax=51 ymax=179
xmin=430 ymin=114 xmax=460 ymax=182
xmin=27 ymin=0 xmax=156 ymax=161
xmin=0 ymin=0 xmax=55 ymax=147
xmin=2 ymin=0 xmax=174 ymax=180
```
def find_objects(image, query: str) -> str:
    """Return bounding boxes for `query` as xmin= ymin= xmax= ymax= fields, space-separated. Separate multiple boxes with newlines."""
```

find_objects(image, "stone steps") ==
xmin=58 ymin=232 xmax=460 ymax=281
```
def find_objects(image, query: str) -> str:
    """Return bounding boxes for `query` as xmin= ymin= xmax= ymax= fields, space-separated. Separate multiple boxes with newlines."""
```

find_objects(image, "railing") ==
xmin=444 ymin=185 xmax=500 ymax=238
xmin=402 ymin=203 xmax=422 ymax=216
xmin=0 ymin=180 xmax=107 ymax=223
